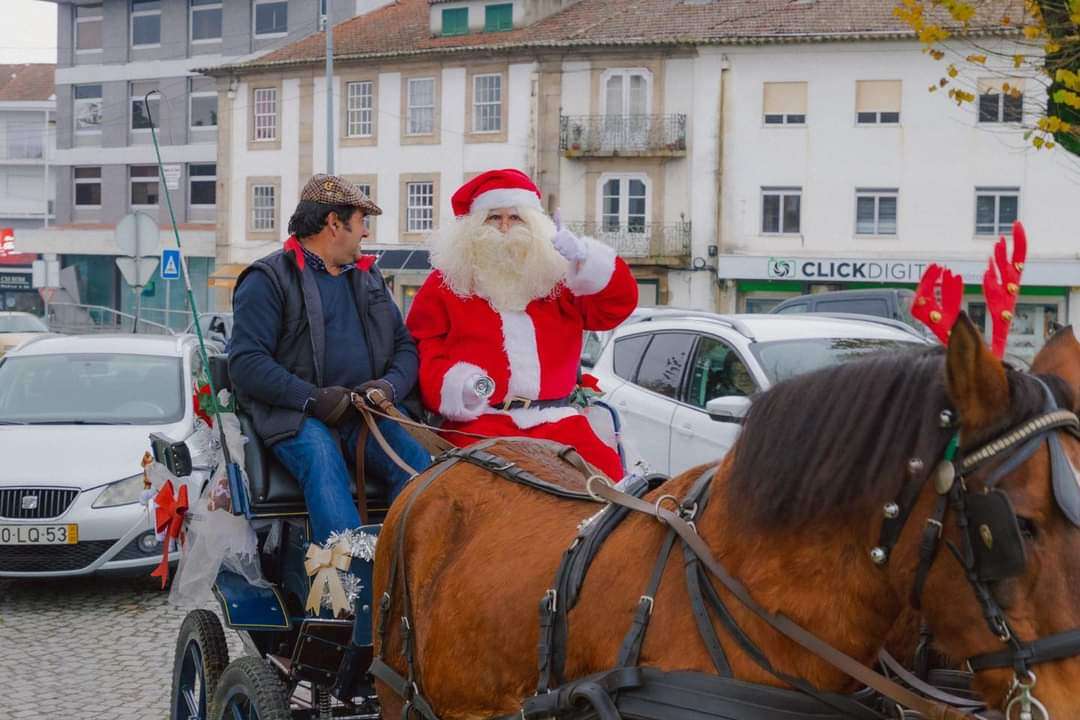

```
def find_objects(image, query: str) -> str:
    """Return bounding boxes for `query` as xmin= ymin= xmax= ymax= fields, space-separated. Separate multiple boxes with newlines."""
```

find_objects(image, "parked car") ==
xmin=0 ymin=311 xmax=50 ymax=358
xmin=769 ymin=288 xmax=927 ymax=333
xmin=0 ymin=334 xmax=215 ymax=577
xmin=588 ymin=313 xmax=929 ymax=476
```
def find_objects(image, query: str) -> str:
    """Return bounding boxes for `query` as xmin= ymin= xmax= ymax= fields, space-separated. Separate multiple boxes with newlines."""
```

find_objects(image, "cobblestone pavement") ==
xmin=0 ymin=575 xmax=242 ymax=720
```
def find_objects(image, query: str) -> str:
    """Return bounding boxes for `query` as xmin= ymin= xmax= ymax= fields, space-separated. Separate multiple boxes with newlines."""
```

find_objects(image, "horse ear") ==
xmin=1031 ymin=325 xmax=1080 ymax=410
xmin=946 ymin=312 xmax=1009 ymax=432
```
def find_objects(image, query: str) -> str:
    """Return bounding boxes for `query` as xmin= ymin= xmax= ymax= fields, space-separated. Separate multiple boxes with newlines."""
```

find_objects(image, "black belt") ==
xmin=496 ymin=395 xmax=572 ymax=411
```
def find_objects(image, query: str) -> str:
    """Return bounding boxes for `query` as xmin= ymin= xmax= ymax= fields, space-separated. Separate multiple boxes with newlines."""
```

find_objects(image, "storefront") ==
xmin=718 ymin=254 xmax=1080 ymax=362
xmin=0 ymin=256 xmax=43 ymax=315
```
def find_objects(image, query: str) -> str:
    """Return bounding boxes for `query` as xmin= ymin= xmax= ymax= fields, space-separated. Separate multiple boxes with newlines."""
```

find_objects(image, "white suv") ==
xmin=589 ymin=313 xmax=929 ymax=476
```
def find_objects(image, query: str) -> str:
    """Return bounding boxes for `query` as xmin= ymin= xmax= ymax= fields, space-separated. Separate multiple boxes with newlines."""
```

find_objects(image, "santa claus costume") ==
xmin=406 ymin=169 xmax=637 ymax=479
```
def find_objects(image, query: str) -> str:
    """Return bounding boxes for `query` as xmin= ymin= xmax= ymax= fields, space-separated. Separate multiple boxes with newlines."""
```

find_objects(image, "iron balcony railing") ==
xmin=565 ymin=221 xmax=691 ymax=260
xmin=559 ymin=114 xmax=687 ymax=156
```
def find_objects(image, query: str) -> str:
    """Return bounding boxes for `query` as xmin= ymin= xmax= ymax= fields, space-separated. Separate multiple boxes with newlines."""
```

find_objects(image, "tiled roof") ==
xmin=212 ymin=0 xmax=1019 ymax=74
xmin=0 ymin=64 xmax=55 ymax=102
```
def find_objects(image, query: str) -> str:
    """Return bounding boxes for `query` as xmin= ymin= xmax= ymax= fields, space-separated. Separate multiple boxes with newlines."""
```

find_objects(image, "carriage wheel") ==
xmin=210 ymin=656 xmax=291 ymax=720
xmin=172 ymin=609 xmax=230 ymax=720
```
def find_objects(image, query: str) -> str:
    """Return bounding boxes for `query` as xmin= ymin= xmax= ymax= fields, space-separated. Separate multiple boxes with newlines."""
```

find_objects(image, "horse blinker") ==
xmin=965 ymin=490 xmax=1027 ymax=583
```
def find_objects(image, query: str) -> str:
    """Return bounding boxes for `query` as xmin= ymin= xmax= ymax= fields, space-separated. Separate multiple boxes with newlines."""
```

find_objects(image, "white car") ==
xmin=0 ymin=334 xmax=214 ymax=577
xmin=589 ymin=313 xmax=929 ymax=476
xmin=0 ymin=311 xmax=50 ymax=359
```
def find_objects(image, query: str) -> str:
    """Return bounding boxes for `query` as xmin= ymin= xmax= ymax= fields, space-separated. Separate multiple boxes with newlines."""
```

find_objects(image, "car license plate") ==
xmin=0 ymin=524 xmax=79 ymax=545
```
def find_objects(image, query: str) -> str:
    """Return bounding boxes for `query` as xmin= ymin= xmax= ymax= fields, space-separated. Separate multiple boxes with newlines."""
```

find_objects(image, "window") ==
xmin=600 ymin=176 xmax=647 ymax=232
xmin=761 ymin=187 xmax=801 ymax=234
xmin=406 ymin=181 xmax=434 ymax=233
xmin=817 ymin=298 xmax=890 ymax=316
xmin=75 ymin=4 xmax=103 ymax=53
xmin=775 ymin=302 xmax=808 ymax=314
xmin=603 ymin=70 xmax=649 ymax=116
xmin=131 ymin=87 xmax=160 ymax=131
xmin=355 ymin=182 xmax=373 ymax=228
xmin=191 ymin=0 xmax=223 ymax=42
xmin=346 ymin=81 xmax=374 ymax=137
xmin=252 ymin=185 xmax=276 ymax=231
xmin=5 ymin=121 xmax=43 ymax=160
xmin=189 ymin=164 xmax=216 ymax=207
xmin=190 ymin=78 xmax=218 ymax=129
xmin=319 ymin=0 xmax=327 ymax=25
xmin=978 ymin=79 xmax=1023 ymax=123
xmin=74 ymin=167 xmax=102 ymax=207
xmin=472 ymin=74 xmax=502 ymax=133
xmin=407 ymin=77 xmax=435 ymax=135
xmin=613 ymin=334 xmax=650 ymax=381
xmin=253 ymin=87 xmax=277 ymax=141
xmin=74 ymin=84 xmax=103 ymax=134
xmin=484 ymin=3 xmax=513 ymax=32
xmin=635 ymin=333 xmax=695 ymax=400
xmin=254 ymin=0 xmax=288 ymax=36
xmin=763 ymin=82 xmax=807 ymax=125
xmin=131 ymin=0 xmax=162 ymax=47
xmin=686 ymin=337 xmax=757 ymax=408
xmin=975 ymin=188 xmax=1019 ymax=236
xmin=442 ymin=7 xmax=468 ymax=36
xmin=855 ymin=189 xmax=898 ymax=235
xmin=130 ymin=165 xmax=160 ymax=207
xmin=855 ymin=80 xmax=901 ymax=124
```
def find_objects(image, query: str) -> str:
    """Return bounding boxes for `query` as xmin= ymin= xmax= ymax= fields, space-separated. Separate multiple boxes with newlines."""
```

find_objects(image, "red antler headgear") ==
xmin=911 ymin=263 xmax=963 ymax=345
xmin=911 ymin=220 xmax=1027 ymax=359
xmin=982 ymin=220 xmax=1027 ymax=358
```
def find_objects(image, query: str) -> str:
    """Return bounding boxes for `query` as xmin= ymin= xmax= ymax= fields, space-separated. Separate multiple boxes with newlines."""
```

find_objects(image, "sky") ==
xmin=1 ymin=0 xmax=58 ymax=64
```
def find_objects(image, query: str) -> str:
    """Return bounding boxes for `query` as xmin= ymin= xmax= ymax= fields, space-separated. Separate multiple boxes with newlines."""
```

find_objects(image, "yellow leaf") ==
xmin=966 ymin=54 xmax=987 ymax=64
xmin=1001 ymin=15 xmax=1011 ymax=25
xmin=1046 ymin=142 xmax=1055 ymax=149
xmin=1022 ymin=25 xmax=1040 ymax=39
xmin=1003 ymin=82 xmax=1011 ymax=92
xmin=930 ymin=49 xmax=946 ymax=61
xmin=947 ymin=64 xmax=959 ymax=78
xmin=1033 ymin=136 xmax=1044 ymax=148
xmin=1013 ymin=54 xmax=1024 ymax=68
xmin=940 ymin=77 xmax=950 ymax=87
xmin=1045 ymin=41 xmax=1061 ymax=54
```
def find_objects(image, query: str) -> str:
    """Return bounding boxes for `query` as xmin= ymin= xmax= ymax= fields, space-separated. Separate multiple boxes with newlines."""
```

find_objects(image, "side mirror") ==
xmin=705 ymin=395 xmax=751 ymax=423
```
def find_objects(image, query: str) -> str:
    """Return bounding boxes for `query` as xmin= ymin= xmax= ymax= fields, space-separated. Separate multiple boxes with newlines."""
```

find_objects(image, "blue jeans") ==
xmin=271 ymin=413 xmax=432 ymax=544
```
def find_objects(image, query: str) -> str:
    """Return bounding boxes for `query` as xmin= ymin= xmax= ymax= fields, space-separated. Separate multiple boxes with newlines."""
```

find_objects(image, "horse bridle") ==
xmin=873 ymin=378 xmax=1080 ymax=719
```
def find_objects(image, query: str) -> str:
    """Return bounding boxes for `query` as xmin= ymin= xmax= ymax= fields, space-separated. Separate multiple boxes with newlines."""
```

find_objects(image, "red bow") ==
xmin=149 ymin=480 xmax=188 ymax=589
xmin=982 ymin=221 xmax=1027 ymax=358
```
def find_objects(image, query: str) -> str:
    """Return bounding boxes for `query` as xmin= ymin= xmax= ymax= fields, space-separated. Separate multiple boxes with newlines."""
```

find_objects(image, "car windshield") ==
xmin=0 ymin=353 xmax=184 ymax=425
xmin=750 ymin=337 xmax=924 ymax=385
xmin=0 ymin=315 xmax=48 ymax=333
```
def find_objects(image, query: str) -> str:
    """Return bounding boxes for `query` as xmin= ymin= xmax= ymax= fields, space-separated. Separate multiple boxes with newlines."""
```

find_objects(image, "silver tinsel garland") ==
xmin=318 ymin=529 xmax=379 ymax=613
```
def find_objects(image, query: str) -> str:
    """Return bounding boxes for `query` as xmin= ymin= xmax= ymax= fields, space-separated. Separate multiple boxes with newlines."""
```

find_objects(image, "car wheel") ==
xmin=172 ymin=609 xmax=229 ymax=720
xmin=210 ymin=656 xmax=291 ymax=720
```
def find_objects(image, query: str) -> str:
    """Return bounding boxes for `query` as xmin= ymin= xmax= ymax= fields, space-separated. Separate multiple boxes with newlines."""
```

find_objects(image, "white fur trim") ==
xmin=499 ymin=311 xmax=541 ymax=399
xmin=482 ymin=406 xmax=582 ymax=430
xmin=440 ymin=361 xmax=489 ymax=421
xmin=470 ymin=188 xmax=542 ymax=215
xmin=564 ymin=236 xmax=617 ymax=296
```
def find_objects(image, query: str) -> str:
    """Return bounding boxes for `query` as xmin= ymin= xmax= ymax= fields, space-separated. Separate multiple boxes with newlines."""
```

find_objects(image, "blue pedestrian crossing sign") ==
xmin=161 ymin=248 xmax=182 ymax=280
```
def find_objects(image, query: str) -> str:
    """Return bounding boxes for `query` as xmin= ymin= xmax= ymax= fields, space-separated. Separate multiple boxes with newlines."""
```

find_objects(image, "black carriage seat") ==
xmin=209 ymin=354 xmax=391 ymax=518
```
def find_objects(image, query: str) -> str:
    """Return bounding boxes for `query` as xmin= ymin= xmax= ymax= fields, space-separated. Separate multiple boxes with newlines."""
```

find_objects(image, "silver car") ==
xmin=0 ymin=334 xmax=214 ymax=577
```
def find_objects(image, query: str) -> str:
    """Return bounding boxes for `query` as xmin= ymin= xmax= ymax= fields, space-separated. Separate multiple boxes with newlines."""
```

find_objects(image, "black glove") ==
xmin=306 ymin=386 xmax=354 ymax=427
xmin=354 ymin=378 xmax=395 ymax=407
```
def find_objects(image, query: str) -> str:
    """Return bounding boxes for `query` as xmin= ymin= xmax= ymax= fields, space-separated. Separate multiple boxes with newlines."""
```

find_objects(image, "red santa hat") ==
xmin=451 ymin=168 xmax=543 ymax=217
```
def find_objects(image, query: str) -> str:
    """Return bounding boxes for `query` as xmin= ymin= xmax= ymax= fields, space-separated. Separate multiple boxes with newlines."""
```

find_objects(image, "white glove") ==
xmin=551 ymin=209 xmax=587 ymax=262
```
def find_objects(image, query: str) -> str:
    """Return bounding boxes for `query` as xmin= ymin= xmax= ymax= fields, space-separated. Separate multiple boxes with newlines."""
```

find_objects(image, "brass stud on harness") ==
xmin=933 ymin=461 xmax=957 ymax=495
xmin=907 ymin=458 xmax=924 ymax=475
xmin=980 ymin=524 xmax=994 ymax=550
xmin=870 ymin=547 xmax=888 ymax=565
xmin=883 ymin=502 xmax=900 ymax=519
xmin=939 ymin=409 xmax=955 ymax=428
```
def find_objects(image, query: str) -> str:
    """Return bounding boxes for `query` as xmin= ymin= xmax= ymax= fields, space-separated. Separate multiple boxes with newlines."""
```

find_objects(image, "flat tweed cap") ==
xmin=300 ymin=174 xmax=382 ymax=215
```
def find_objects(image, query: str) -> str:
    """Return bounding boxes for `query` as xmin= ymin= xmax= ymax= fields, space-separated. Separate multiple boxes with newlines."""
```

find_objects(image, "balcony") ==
xmin=559 ymin=115 xmax=687 ymax=158
xmin=566 ymin=221 xmax=691 ymax=267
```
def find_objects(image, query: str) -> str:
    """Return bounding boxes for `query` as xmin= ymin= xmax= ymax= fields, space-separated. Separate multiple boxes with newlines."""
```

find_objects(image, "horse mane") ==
xmin=727 ymin=347 xmax=1059 ymax=529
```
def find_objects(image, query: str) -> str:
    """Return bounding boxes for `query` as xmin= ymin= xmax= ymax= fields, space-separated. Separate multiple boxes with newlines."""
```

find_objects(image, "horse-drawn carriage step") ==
xmin=211 ymin=569 xmax=290 ymax=630
xmin=288 ymin=617 xmax=357 ymax=687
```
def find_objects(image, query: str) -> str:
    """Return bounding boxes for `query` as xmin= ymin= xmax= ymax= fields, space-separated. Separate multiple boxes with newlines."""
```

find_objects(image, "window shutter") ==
xmin=763 ymin=82 xmax=807 ymax=115
xmin=855 ymin=80 xmax=901 ymax=112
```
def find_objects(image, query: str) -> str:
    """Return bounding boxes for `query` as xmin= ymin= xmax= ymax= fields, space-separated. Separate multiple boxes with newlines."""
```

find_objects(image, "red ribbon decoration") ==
xmin=149 ymin=480 xmax=188 ymax=589
xmin=982 ymin=220 xmax=1027 ymax=359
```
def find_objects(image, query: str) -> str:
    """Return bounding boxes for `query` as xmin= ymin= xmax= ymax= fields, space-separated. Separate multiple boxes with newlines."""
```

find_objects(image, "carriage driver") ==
xmin=228 ymin=174 xmax=432 ymax=541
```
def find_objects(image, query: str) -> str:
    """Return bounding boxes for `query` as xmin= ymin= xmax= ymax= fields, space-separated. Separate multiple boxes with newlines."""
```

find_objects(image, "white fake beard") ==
xmin=429 ymin=208 xmax=569 ymax=313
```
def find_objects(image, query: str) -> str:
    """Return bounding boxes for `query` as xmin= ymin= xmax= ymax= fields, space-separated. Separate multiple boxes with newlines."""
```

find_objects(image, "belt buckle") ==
xmin=501 ymin=396 xmax=532 ymax=411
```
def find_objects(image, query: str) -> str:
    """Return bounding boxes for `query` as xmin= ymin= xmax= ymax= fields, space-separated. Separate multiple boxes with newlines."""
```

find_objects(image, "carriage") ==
xmin=163 ymin=313 xmax=1080 ymax=720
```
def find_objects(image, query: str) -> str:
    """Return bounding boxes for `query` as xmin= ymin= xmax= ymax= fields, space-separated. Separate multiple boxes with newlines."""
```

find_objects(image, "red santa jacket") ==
xmin=406 ymin=238 xmax=637 ymax=429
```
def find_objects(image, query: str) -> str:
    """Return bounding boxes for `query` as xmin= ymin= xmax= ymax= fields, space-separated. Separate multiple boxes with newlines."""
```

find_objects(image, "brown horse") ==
xmin=373 ymin=316 xmax=1080 ymax=718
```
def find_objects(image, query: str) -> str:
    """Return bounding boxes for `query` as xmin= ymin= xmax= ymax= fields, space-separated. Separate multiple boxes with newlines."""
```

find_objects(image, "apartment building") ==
xmin=208 ymin=0 xmax=1080 ymax=359
xmin=0 ymin=64 xmax=56 ymax=315
xmin=18 ymin=0 xmax=360 ymax=322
